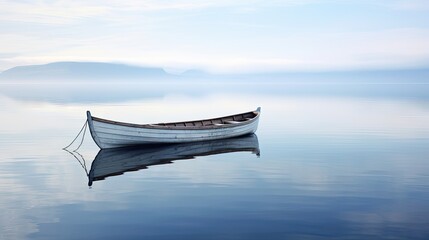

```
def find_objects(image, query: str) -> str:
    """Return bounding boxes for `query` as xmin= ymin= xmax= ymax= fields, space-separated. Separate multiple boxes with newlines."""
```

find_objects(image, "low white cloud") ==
xmin=1 ymin=27 xmax=429 ymax=73
xmin=0 ymin=0 xmax=326 ymax=25
xmin=388 ymin=0 xmax=429 ymax=11
xmin=0 ymin=1 xmax=109 ymax=25
xmin=0 ymin=1 xmax=429 ymax=72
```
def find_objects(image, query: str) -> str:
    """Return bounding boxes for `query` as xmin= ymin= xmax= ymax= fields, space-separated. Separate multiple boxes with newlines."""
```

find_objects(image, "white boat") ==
xmin=87 ymin=107 xmax=261 ymax=149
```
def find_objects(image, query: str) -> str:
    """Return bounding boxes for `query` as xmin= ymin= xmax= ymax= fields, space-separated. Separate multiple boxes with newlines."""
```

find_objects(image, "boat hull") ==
xmin=87 ymin=108 xmax=260 ymax=149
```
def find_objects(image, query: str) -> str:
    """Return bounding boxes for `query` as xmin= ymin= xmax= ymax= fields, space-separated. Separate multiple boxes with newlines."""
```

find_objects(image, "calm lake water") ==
xmin=1 ymin=81 xmax=429 ymax=239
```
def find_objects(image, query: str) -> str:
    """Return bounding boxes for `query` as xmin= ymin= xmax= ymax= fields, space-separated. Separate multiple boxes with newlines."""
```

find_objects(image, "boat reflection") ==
xmin=68 ymin=134 xmax=260 ymax=186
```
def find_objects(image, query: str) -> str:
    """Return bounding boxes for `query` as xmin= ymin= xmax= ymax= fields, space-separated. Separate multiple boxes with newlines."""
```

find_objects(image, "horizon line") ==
xmin=1 ymin=60 xmax=429 ymax=75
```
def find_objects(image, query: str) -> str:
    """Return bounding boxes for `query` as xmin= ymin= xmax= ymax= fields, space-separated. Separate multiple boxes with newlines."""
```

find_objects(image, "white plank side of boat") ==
xmin=92 ymin=120 xmax=258 ymax=135
xmin=87 ymin=107 xmax=260 ymax=149
xmin=92 ymin=125 xmax=258 ymax=148
xmin=93 ymin=122 xmax=257 ymax=144
xmin=92 ymin=119 xmax=258 ymax=138
xmin=92 ymin=124 xmax=258 ymax=148
xmin=93 ymin=126 xmax=257 ymax=147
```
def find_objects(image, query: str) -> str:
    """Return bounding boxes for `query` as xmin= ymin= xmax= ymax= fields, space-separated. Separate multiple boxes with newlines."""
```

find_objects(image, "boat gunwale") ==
xmin=89 ymin=109 xmax=260 ymax=130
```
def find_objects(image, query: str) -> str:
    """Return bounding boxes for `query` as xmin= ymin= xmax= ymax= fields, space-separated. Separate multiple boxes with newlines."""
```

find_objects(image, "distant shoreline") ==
xmin=1 ymin=61 xmax=428 ymax=82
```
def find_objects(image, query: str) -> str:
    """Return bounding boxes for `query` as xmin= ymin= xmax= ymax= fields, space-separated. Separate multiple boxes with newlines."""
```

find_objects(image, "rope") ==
xmin=63 ymin=120 xmax=88 ymax=150
xmin=72 ymin=121 xmax=87 ymax=152
xmin=64 ymin=148 xmax=89 ymax=176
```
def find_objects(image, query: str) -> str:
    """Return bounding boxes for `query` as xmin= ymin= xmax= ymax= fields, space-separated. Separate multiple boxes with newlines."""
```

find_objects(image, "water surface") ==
xmin=0 ymin=81 xmax=429 ymax=239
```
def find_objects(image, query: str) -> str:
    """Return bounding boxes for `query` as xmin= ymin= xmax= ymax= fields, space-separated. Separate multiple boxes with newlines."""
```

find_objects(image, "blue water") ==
xmin=0 ymin=81 xmax=429 ymax=239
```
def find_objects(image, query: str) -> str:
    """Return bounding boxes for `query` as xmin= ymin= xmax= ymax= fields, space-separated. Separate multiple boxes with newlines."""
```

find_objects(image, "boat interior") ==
xmin=153 ymin=111 xmax=258 ymax=127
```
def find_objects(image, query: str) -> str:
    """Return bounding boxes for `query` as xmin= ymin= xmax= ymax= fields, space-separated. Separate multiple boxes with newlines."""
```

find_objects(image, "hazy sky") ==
xmin=1 ymin=0 xmax=429 ymax=73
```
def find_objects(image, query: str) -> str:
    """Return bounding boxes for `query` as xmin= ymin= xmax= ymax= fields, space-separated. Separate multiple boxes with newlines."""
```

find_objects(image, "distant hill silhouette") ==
xmin=1 ymin=61 xmax=428 ymax=83
xmin=0 ymin=62 xmax=172 ymax=80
